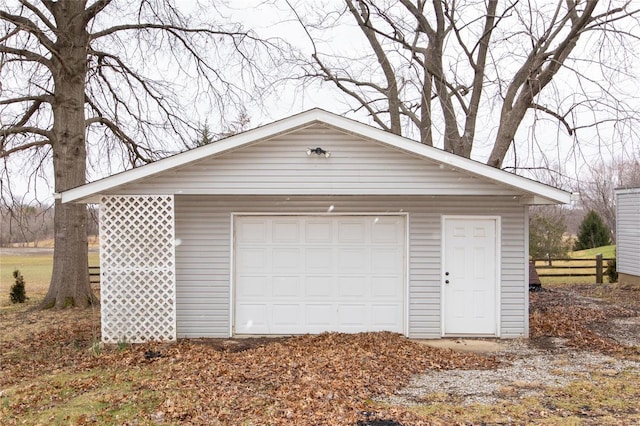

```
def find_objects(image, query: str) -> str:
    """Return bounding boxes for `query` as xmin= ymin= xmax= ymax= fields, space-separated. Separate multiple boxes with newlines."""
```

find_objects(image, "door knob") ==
xmin=445 ymin=272 xmax=449 ymax=276
xmin=445 ymin=280 xmax=450 ymax=284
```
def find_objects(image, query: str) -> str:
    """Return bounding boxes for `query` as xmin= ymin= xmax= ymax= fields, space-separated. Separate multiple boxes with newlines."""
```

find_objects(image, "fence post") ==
xmin=596 ymin=254 xmax=603 ymax=284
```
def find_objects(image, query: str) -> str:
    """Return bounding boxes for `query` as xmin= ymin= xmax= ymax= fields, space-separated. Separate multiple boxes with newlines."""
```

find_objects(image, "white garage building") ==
xmin=615 ymin=187 xmax=640 ymax=286
xmin=62 ymin=109 xmax=570 ymax=343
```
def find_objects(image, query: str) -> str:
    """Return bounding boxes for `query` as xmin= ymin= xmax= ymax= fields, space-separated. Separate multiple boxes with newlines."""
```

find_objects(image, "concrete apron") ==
xmin=417 ymin=339 xmax=505 ymax=354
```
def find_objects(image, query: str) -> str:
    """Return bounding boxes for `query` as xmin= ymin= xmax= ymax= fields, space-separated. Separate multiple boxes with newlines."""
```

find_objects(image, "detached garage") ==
xmin=615 ymin=187 xmax=640 ymax=286
xmin=61 ymin=109 xmax=570 ymax=343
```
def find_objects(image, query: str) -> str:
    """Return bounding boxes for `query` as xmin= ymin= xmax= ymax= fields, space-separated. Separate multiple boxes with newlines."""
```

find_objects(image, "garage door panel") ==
xmin=272 ymin=304 xmax=302 ymax=326
xmin=306 ymin=247 xmax=332 ymax=269
xmin=272 ymin=276 xmax=300 ymax=297
xmin=306 ymin=221 xmax=333 ymax=242
xmin=237 ymin=221 xmax=267 ymax=243
xmin=338 ymin=221 xmax=367 ymax=243
xmin=235 ymin=215 xmax=405 ymax=335
xmin=306 ymin=304 xmax=334 ymax=326
xmin=236 ymin=304 xmax=268 ymax=333
xmin=372 ymin=221 xmax=403 ymax=243
xmin=338 ymin=248 xmax=367 ymax=270
xmin=272 ymin=248 xmax=300 ymax=270
xmin=272 ymin=220 xmax=299 ymax=242
xmin=372 ymin=247 xmax=403 ymax=272
xmin=371 ymin=304 xmax=403 ymax=326
xmin=338 ymin=304 xmax=367 ymax=326
xmin=371 ymin=277 xmax=403 ymax=298
xmin=338 ymin=276 xmax=367 ymax=297
xmin=305 ymin=276 xmax=332 ymax=297
xmin=237 ymin=248 xmax=267 ymax=271
xmin=236 ymin=276 xmax=269 ymax=297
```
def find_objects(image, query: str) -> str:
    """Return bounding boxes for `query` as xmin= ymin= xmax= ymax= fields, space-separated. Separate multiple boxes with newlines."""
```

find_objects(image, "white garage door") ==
xmin=234 ymin=215 xmax=406 ymax=334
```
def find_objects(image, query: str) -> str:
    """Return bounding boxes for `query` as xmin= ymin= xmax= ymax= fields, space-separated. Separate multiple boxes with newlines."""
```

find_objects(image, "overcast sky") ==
xmin=230 ymin=0 xmax=640 ymax=184
xmin=2 ymin=0 xmax=639 ymax=204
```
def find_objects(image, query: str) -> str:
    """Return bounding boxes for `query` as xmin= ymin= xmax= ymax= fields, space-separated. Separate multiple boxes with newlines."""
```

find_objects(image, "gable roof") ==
xmin=61 ymin=108 xmax=571 ymax=204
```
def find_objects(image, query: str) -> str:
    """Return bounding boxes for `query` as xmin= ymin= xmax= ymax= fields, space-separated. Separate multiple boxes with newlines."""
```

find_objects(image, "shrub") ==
xmin=574 ymin=210 xmax=611 ymax=250
xmin=10 ymin=269 xmax=28 ymax=303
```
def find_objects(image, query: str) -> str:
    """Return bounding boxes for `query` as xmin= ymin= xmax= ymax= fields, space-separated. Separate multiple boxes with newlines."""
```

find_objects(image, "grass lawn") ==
xmin=0 ymin=249 xmax=99 ymax=306
xmin=571 ymin=245 xmax=616 ymax=259
xmin=535 ymin=245 xmax=616 ymax=286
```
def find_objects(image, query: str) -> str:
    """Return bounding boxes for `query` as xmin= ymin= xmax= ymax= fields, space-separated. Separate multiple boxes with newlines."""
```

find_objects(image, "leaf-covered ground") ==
xmin=530 ymin=284 xmax=640 ymax=356
xmin=0 ymin=307 xmax=496 ymax=425
xmin=1 ymin=283 xmax=639 ymax=425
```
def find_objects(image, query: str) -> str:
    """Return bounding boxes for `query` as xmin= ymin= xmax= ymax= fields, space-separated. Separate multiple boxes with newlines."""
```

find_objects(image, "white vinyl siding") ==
xmin=174 ymin=195 xmax=527 ymax=339
xmin=616 ymin=188 xmax=640 ymax=277
xmin=110 ymin=125 xmax=520 ymax=197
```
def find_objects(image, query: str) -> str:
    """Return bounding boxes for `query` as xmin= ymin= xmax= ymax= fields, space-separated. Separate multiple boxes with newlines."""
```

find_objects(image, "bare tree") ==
xmin=0 ymin=199 xmax=48 ymax=247
xmin=1 ymin=1 xmax=284 ymax=308
xmin=287 ymin=0 xmax=640 ymax=168
xmin=529 ymin=205 xmax=570 ymax=265
xmin=578 ymin=157 xmax=640 ymax=240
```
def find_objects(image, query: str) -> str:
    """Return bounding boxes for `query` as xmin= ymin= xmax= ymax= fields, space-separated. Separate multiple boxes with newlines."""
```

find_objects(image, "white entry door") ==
xmin=443 ymin=217 xmax=499 ymax=336
xmin=234 ymin=215 xmax=406 ymax=335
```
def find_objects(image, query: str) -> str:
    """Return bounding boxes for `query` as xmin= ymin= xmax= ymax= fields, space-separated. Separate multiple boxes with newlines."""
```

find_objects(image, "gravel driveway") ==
xmin=385 ymin=285 xmax=640 ymax=407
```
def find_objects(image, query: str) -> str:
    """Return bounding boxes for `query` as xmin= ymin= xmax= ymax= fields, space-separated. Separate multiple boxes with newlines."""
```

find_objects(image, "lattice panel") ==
xmin=99 ymin=195 xmax=176 ymax=343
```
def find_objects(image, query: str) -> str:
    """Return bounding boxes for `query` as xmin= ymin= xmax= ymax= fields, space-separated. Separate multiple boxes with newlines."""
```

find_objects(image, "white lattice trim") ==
xmin=99 ymin=195 xmax=176 ymax=343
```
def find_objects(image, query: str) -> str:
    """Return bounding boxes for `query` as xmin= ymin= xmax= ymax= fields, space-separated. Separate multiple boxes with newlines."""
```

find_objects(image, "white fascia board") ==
xmin=316 ymin=112 xmax=571 ymax=205
xmin=614 ymin=187 xmax=640 ymax=195
xmin=62 ymin=108 xmax=571 ymax=205
xmin=61 ymin=109 xmax=330 ymax=203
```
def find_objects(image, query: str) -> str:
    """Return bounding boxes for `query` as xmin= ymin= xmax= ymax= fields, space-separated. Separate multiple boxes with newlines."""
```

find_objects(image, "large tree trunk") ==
xmin=40 ymin=1 xmax=97 ymax=309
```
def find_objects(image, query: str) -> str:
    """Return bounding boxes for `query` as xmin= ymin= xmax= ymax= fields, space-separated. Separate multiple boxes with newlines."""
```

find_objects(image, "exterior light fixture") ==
xmin=306 ymin=147 xmax=331 ymax=158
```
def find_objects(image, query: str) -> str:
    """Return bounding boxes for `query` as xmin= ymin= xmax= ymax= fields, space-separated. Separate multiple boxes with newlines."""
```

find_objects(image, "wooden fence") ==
xmin=89 ymin=266 xmax=100 ymax=286
xmin=532 ymin=254 xmax=614 ymax=284
xmin=90 ymin=256 xmax=613 ymax=286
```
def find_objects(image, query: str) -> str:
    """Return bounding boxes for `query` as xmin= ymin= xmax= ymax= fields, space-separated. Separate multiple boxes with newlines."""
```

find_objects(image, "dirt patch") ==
xmin=189 ymin=336 xmax=291 ymax=352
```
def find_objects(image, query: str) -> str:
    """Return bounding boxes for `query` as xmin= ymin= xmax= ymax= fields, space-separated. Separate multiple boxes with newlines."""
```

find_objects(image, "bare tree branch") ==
xmin=91 ymin=23 xmax=256 ymax=41
xmin=288 ymin=0 xmax=639 ymax=170
xmin=0 ymin=95 xmax=52 ymax=105
xmin=18 ymin=0 xmax=56 ymax=33
xmin=1 ymin=0 xmax=288 ymax=308
xmin=0 ymin=9 xmax=55 ymax=53
xmin=0 ymin=126 xmax=50 ymax=139
xmin=346 ymin=0 xmax=402 ymax=134
xmin=86 ymin=116 xmax=154 ymax=164
xmin=0 ymin=139 xmax=49 ymax=157
xmin=0 ymin=44 xmax=51 ymax=68
xmin=531 ymin=103 xmax=574 ymax=135
xmin=83 ymin=0 xmax=112 ymax=24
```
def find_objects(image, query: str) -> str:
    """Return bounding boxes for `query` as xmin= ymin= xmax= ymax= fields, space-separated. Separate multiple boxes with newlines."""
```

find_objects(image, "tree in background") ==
xmin=192 ymin=112 xmax=251 ymax=148
xmin=0 ymin=200 xmax=54 ymax=247
xmin=529 ymin=206 xmax=570 ymax=266
xmin=287 ymin=0 xmax=640 ymax=169
xmin=193 ymin=124 xmax=214 ymax=148
xmin=578 ymin=158 xmax=640 ymax=241
xmin=574 ymin=210 xmax=611 ymax=251
xmin=1 ymin=1 xmax=283 ymax=308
